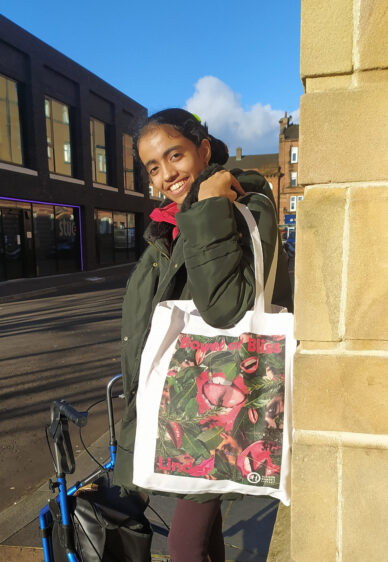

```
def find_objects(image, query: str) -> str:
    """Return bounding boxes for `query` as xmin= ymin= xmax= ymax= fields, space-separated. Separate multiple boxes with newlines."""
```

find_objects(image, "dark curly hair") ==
xmin=134 ymin=108 xmax=229 ymax=166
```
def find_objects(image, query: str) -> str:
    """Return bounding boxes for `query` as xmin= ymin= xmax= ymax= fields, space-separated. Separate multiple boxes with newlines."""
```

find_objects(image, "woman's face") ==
xmin=138 ymin=124 xmax=211 ymax=205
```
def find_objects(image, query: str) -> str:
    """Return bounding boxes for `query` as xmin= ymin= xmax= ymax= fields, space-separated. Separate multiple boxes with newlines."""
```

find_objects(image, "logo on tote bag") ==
xmin=154 ymin=332 xmax=285 ymax=488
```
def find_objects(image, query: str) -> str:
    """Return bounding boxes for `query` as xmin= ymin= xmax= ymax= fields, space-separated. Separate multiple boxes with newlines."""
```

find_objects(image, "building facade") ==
xmin=0 ymin=16 xmax=159 ymax=283
xmin=225 ymin=114 xmax=304 ymax=237
xmin=277 ymin=113 xmax=303 ymax=228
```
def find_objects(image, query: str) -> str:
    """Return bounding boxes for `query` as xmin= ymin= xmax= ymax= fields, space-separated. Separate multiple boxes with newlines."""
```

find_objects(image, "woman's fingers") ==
xmin=198 ymin=171 xmax=245 ymax=202
xmin=230 ymin=175 xmax=245 ymax=196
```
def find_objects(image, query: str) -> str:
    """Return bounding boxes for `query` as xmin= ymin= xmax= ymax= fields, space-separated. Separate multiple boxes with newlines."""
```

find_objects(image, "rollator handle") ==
xmin=49 ymin=400 xmax=88 ymax=475
xmin=54 ymin=400 xmax=88 ymax=427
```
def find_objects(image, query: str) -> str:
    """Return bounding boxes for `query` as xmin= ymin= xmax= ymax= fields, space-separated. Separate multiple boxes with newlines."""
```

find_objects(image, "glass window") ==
xmin=33 ymin=204 xmax=57 ymax=276
xmin=290 ymin=196 xmax=297 ymax=212
xmin=127 ymin=212 xmax=136 ymax=253
xmin=96 ymin=209 xmax=114 ymax=264
xmin=287 ymin=226 xmax=296 ymax=238
xmin=90 ymin=118 xmax=108 ymax=184
xmin=64 ymin=142 xmax=71 ymax=163
xmin=290 ymin=171 xmax=297 ymax=187
xmin=0 ymin=74 xmax=23 ymax=165
xmin=96 ymin=209 xmax=136 ymax=265
xmin=55 ymin=206 xmax=79 ymax=273
xmin=149 ymin=184 xmax=164 ymax=199
xmin=290 ymin=146 xmax=298 ymax=163
xmin=113 ymin=211 xmax=128 ymax=264
xmin=113 ymin=211 xmax=136 ymax=263
xmin=45 ymin=97 xmax=72 ymax=176
xmin=297 ymin=195 xmax=304 ymax=201
xmin=123 ymin=133 xmax=134 ymax=191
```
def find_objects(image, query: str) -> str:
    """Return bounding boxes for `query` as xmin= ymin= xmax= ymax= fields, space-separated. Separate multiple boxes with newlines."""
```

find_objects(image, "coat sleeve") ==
xmin=176 ymin=193 xmax=278 ymax=329
xmin=120 ymin=244 xmax=160 ymax=394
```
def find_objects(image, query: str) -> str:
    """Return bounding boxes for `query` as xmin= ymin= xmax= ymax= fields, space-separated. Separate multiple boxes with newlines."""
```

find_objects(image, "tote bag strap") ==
xmin=234 ymin=201 xmax=278 ymax=314
xmin=265 ymin=231 xmax=279 ymax=311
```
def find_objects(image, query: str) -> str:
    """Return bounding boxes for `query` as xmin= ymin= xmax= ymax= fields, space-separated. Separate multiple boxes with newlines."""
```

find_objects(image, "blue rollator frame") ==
xmin=39 ymin=374 xmax=123 ymax=562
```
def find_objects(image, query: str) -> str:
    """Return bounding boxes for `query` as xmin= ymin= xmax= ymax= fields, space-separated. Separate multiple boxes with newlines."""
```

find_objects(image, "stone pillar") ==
xmin=292 ymin=1 xmax=388 ymax=561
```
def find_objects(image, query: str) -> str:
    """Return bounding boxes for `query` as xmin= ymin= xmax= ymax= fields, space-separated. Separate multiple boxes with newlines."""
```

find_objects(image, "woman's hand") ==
xmin=198 ymin=170 xmax=245 ymax=202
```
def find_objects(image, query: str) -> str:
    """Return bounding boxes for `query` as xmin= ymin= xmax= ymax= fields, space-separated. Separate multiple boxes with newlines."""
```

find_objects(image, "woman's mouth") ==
xmin=168 ymin=178 xmax=189 ymax=195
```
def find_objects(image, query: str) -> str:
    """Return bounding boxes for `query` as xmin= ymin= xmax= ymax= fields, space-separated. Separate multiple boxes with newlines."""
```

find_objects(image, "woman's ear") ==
xmin=199 ymin=138 xmax=211 ymax=165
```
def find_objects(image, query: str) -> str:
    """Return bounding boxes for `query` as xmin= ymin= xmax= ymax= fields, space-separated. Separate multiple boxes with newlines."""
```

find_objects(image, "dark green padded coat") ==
xmin=113 ymin=169 xmax=293 ymax=503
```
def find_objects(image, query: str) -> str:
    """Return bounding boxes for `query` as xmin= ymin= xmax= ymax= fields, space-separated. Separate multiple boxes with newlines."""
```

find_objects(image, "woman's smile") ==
xmin=168 ymin=177 xmax=189 ymax=194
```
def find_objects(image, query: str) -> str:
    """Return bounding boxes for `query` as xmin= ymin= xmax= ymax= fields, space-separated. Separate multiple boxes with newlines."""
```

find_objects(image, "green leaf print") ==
xmin=184 ymin=397 xmax=199 ymax=418
xmin=181 ymin=433 xmax=210 ymax=459
xmin=220 ymin=362 xmax=240 ymax=381
xmin=197 ymin=427 xmax=224 ymax=450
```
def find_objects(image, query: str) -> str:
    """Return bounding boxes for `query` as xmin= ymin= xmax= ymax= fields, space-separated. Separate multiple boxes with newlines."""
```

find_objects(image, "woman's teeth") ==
xmin=170 ymin=180 xmax=185 ymax=192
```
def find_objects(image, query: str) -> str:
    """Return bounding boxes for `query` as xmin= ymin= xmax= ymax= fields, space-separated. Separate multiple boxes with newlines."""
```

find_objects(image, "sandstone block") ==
xmin=299 ymin=87 xmax=388 ymax=184
xmin=300 ymin=0 xmax=353 ymax=78
xmin=358 ymin=0 xmax=388 ymax=70
xmin=291 ymin=439 xmax=338 ymax=561
xmin=343 ymin=340 xmax=388 ymax=352
xmin=305 ymin=74 xmax=352 ymax=93
xmin=357 ymin=68 xmax=388 ymax=85
xmin=295 ymin=188 xmax=346 ymax=341
xmin=345 ymin=186 xmax=388 ymax=340
xmin=342 ymin=447 xmax=388 ymax=560
xmin=267 ymin=503 xmax=291 ymax=562
xmin=293 ymin=352 xmax=388 ymax=434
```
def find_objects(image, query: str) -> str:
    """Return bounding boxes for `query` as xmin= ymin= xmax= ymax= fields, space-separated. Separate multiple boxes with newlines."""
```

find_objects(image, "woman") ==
xmin=113 ymin=109 xmax=292 ymax=561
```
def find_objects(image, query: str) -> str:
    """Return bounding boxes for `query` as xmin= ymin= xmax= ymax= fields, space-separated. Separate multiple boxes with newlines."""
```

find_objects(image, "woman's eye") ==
xmin=149 ymin=166 xmax=158 ymax=176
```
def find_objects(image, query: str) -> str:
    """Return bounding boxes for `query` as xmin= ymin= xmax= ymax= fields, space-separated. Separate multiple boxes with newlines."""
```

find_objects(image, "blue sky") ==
xmin=1 ymin=0 xmax=303 ymax=154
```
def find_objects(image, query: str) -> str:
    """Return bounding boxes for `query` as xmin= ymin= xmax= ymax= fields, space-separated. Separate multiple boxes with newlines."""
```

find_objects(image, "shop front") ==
xmin=0 ymin=197 xmax=82 ymax=281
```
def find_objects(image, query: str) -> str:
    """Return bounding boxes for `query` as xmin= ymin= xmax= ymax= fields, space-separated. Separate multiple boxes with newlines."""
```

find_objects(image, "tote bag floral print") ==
xmin=133 ymin=202 xmax=295 ymax=505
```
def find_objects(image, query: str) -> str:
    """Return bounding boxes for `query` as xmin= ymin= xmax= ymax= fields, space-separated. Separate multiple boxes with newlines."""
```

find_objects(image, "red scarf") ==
xmin=149 ymin=201 xmax=179 ymax=240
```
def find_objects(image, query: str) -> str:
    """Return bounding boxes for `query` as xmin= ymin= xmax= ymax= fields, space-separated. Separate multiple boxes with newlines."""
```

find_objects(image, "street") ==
xmin=0 ymin=278 xmax=127 ymax=513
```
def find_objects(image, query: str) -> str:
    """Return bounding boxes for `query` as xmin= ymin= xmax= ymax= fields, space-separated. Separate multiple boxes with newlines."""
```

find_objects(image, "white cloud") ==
xmin=185 ymin=76 xmax=298 ymax=156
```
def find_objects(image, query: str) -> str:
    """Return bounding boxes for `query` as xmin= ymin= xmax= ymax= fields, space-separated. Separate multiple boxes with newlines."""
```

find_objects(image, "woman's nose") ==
xmin=161 ymin=161 xmax=178 ymax=182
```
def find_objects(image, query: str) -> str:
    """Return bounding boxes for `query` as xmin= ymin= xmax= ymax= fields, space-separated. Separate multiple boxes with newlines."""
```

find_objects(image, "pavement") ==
xmin=0 ymin=265 xmax=290 ymax=561
xmin=0 ymin=262 xmax=135 ymax=304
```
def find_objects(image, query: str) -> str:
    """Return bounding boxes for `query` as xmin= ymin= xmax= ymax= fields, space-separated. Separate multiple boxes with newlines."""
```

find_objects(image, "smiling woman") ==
xmin=113 ymin=108 xmax=293 ymax=562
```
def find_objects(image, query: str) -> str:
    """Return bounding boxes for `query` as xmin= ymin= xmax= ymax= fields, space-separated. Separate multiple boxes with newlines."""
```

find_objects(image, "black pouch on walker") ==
xmin=49 ymin=475 xmax=152 ymax=562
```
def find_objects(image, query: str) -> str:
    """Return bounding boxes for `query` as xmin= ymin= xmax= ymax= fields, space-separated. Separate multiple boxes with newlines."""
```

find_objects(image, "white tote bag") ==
xmin=133 ymin=202 xmax=295 ymax=505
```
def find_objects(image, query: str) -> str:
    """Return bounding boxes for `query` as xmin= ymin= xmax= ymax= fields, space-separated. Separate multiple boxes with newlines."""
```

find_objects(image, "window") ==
xmin=64 ymin=142 xmax=71 ymax=164
xmin=290 ymin=146 xmax=298 ymax=163
xmin=290 ymin=171 xmax=297 ymax=187
xmin=297 ymin=195 xmax=304 ymax=202
xmin=0 ymin=74 xmax=23 ymax=165
xmin=54 ymin=206 xmax=79 ymax=273
xmin=90 ymin=118 xmax=108 ymax=184
xmin=96 ymin=209 xmax=136 ymax=265
xmin=290 ymin=196 xmax=297 ymax=211
xmin=149 ymin=184 xmax=165 ymax=199
xmin=45 ymin=97 xmax=72 ymax=176
xmin=287 ymin=226 xmax=296 ymax=238
xmin=123 ymin=133 xmax=134 ymax=191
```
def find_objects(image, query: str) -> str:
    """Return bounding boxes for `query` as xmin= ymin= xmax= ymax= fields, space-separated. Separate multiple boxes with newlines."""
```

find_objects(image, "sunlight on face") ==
xmin=138 ymin=125 xmax=211 ymax=205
